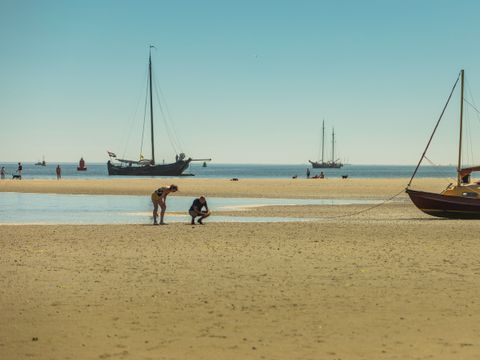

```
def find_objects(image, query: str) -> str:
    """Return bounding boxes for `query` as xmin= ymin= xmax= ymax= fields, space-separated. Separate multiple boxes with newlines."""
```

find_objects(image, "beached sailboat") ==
xmin=107 ymin=47 xmax=210 ymax=176
xmin=406 ymin=70 xmax=480 ymax=218
xmin=309 ymin=120 xmax=343 ymax=168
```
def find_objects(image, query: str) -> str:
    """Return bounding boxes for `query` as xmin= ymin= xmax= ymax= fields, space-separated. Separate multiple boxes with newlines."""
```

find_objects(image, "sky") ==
xmin=1 ymin=0 xmax=480 ymax=165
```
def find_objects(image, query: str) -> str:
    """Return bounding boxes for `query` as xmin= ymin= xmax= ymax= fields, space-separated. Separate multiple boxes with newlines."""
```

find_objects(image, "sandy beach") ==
xmin=0 ymin=177 xmax=451 ymax=199
xmin=2 ymin=178 xmax=480 ymax=359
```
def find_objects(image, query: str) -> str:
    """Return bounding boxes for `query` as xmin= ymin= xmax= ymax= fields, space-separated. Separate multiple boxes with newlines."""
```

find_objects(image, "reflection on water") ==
xmin=0 ymin=192 xmax=379 ymax=225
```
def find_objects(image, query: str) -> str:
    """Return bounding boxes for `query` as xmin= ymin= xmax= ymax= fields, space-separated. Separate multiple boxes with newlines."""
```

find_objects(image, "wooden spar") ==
xmin=406 ymin=72 xmax=460 ymax=188
xmin=457 ymin=69 xmax=464 ymax=186
xmin=331 ymin=127 xmax=335 ymax=163
xmin=149 ymin=47 xmax=155 ymax=165
xmin=321 ymin=119 xmax=325 ymax=163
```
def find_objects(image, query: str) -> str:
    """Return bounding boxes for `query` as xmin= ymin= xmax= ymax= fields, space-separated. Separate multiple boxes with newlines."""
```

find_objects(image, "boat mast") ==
xmin=457 ymin=69 xmax=464 ymax=186
xmin=332 ymin=128 xmax=335 ymax=163
xmin=321 ymin=119 xmax=325 ymax=163
xmin=149 ymin=46 xmax=155 ymax=165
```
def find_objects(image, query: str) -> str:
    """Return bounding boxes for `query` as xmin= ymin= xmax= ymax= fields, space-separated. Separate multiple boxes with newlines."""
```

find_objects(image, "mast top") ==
xmin=457 ymin=69 xmax=465 ymax=185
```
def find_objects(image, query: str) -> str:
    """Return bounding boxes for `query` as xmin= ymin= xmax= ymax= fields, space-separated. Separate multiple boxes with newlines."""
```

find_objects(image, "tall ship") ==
xmin=309 ymin=120 xmax=343 ymax=168
xmin=107 ymin=46 xmax=209 ymax=176
xmin=407 ymin=69 xmax=480 ymax=218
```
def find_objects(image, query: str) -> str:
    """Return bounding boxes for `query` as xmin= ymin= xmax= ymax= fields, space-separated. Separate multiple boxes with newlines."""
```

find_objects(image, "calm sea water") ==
xmin=0 ymin=193 xmax=379 ymax=224
xmin=0 ymin=162 xmax=458 ymax=180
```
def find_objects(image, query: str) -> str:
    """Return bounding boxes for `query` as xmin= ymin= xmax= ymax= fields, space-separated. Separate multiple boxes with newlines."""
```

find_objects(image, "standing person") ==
xmin=17 ymin=162 xmax=22 ymax=179
xmin=56 ymin=165 xmax=61 ymax=180
xmin=306 ymin=168 xmax=311 ymax=178
xmin=0 ymin=166 xmax=5 ymax=179
xmin=189 ymin=196 xmax=211 ymax=225
xmin=151 ymin=184 xmax=178 ymax=225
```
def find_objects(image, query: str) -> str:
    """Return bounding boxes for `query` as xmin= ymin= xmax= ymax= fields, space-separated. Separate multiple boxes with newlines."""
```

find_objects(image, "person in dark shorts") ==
xmin=151 ymin=184 xmax=178 ymax=225
xmin=17 ymin=162 xmax=23 ymax=179
xmin=189 ymin=196 xmax=210 ymax=225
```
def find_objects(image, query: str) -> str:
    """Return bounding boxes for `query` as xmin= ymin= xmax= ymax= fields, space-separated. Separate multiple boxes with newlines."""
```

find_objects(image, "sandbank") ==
xmin=2 ymin=177 xmax=479 ymax=359
xmin=0 ymin=177 xmax=451 ymax=199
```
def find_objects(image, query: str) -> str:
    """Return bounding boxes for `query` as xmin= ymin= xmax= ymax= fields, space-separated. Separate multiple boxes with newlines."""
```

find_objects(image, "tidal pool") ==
xmin=0 ymin=192 xmax=379 ymax=225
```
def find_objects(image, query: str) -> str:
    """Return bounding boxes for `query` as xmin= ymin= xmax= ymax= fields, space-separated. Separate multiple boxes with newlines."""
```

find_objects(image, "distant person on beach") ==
xmin=151 ymin=184 xmax=178 ymax=225
xmin=1 ymin=167 xmax=5 ymax=179
xmin=319 ymin=171 xmax=325 ymax=179
xmin=56 ymin=165 xmax=61 ymax=180
xmin=17 ymin=162 xmax=22 ymax=178
xmin=189 ymin=196 xmax=210 ymax=225
xmin=306 ymin=168 xmax=310 ymax=178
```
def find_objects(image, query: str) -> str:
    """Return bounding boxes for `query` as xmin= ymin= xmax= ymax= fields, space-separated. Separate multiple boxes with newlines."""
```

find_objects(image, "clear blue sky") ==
xmin=1 ymin=0 xmax=480 ymax=165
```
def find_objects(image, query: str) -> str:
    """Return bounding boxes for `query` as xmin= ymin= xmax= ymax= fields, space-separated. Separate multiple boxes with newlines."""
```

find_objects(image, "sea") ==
xmin=0 ymin=162 xmax=459 ymax=180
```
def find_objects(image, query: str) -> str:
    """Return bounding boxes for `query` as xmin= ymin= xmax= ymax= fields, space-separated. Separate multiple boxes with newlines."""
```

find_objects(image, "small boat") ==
xmin=77 ymin=157 xmax=87 ymax=171
xmin=107 ymin=46 xmax=210 ymax=176
xmin=406 ymin=69 xmax=480 ymax=219
xmin=309 ymin=120 xmax=343 ymax=168
xmin=35 ymin=156 xmax=46 ymax=166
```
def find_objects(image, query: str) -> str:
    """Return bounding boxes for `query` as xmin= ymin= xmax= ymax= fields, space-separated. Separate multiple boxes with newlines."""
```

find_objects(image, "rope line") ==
xmin=320 ymin=188 xmax=406 ymax=220
xmin=139 ymin=78 xmax=149 ymax=159
xmin=407 ymin=72 xmax=461 ymax=188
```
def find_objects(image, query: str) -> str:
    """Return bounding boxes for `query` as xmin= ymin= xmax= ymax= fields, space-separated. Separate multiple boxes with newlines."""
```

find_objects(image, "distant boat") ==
xmin=77 ymin=157 xmax=87 ymax=171
xmin=406 ymin=69 xmax=480 ymax=218
xmin=309 ymin=120 xmax=343 ymax=168
xmin=107 ymin=46 xmax=210 ymax=176
xmin=35 ymin=156 xmax=46 ymax=166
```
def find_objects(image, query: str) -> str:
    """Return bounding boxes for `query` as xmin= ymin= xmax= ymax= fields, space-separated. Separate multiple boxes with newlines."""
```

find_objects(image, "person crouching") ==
xmin=189 ymin=196 xmax=210 ymax=225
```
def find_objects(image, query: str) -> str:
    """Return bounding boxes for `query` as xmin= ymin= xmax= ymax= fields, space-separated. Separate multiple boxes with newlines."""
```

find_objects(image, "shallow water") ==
xmin=0 ymin=193 xmax=380 ymax=225
xmin=0 ymin=162 xmax=458 ymax=179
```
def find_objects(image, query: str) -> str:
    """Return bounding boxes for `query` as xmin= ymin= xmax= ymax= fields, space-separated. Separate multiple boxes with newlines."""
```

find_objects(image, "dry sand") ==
xmin=0 ymin=177 xmax=451 ymax=199
xmin=1 ymin=178 xmax=480 ymax=359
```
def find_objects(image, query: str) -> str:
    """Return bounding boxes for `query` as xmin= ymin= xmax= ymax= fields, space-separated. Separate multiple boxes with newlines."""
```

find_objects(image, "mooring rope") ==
xmin=319 ymin=188 xmax=406 ymax=220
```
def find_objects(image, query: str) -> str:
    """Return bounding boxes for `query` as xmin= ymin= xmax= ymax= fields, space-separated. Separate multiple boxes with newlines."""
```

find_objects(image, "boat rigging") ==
xmin=309 ymin=120 xmax=343 ymax=168
xmin=407 ymin=69 xmax=480 ymax=218
xmin=107 ymin=46 xmax=210 ymax=176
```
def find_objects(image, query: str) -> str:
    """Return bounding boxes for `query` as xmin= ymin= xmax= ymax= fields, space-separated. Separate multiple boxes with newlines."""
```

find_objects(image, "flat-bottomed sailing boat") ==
xmin=406 ymin=69 xmax=480 ymax=218
xmin=107 ymin=47 xmax=209 ymax=176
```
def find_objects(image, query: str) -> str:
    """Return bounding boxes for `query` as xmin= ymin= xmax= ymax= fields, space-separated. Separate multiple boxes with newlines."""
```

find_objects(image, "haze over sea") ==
xmin=0 ymin=162 xmax=458 ymax=180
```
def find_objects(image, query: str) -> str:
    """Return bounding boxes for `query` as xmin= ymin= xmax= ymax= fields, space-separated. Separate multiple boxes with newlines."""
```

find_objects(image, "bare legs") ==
xmin=152 ymin=202 xmax=159 ymax=225
xmin=152 ymin=201 xmax=166 ymax=225
xmin=160 ymin=204 xmax=166 ymax=224
xmin=189 ymin=210 xmax=211 ymax=225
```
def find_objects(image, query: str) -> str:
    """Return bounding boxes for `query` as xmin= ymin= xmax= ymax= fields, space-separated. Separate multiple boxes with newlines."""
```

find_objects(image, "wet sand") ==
xmin=1 ymin=179 xmax=480 ymax=359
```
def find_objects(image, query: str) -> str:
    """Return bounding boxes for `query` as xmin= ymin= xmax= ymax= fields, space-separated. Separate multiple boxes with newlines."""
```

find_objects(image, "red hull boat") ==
xmin=77 ymin=157 xmax=87 ymax=171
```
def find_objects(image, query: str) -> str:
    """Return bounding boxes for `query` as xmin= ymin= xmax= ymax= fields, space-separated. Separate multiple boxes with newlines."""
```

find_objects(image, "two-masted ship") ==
xmin=309 ymin=120 xmax=343 ymax=168
xmin=407 ymin=70 xmax=480 ymax=218
xmin=107 ymin=47 xmax=209 ymax=176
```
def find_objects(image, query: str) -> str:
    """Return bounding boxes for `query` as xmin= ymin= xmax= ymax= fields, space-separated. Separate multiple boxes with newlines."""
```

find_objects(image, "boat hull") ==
xmin=107 ymin=159 xmax=192 ymax=176
xmin=406 ymin=189 xmax=480 ymax=219
xmin=309 ymin=160 xmax=343 ymax=169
